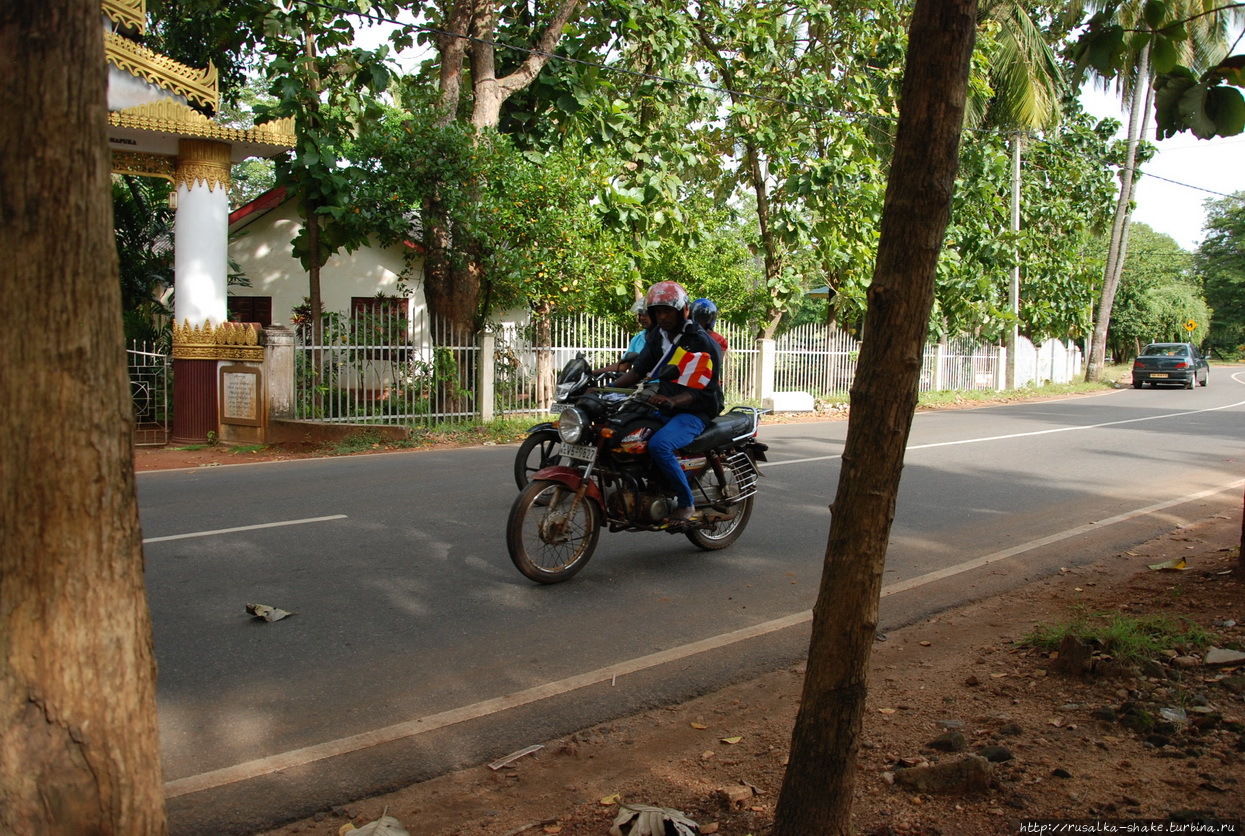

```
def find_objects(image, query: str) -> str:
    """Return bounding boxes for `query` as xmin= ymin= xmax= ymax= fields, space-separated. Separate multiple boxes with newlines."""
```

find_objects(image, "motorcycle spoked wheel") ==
xmin=513 ymin=429 xmax=561 ymax=489
xmin=507 ymin=479 xmax=602 ymax=583
xmin=685 ymin=465 xmax=754 ymax=551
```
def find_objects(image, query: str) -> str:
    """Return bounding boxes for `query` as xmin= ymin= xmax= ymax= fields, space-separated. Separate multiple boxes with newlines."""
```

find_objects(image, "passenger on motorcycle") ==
xmin=594 ymin=298 xmax=652 ymax=375
xmin=691 ymin=297 xmax=729 ymax=359
xmin=612 ymin=281 xmax=725 ymax=525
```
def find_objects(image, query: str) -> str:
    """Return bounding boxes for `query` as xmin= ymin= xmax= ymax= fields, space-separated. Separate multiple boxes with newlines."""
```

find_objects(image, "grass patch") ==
xmin=320 ymin=430 xmax=387 ymax=456
xmin=318 ymin=419 xmax=535 ymax=456
xmin=1021 ymin=609 xmax=1216 ymax=666
xmin=918 ymin=369 xmax=1127 ymax=409
xmin=405 ymin=417 xmax=533 ymax=449
xmin=232 ymin=444 xmax=268 ymax=454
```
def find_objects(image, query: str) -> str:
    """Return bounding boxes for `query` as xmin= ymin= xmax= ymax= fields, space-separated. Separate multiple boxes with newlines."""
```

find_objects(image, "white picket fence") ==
xmin=292 ymin=312 xmax=1078 ymax=425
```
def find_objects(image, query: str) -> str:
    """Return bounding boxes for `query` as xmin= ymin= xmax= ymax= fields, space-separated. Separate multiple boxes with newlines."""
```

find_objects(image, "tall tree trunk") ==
xmin=423 ymin=0 xmax=580 ymax=414
xmin=770 ymin=0 xmax=977 ymax=832
xmin=1 ymin=0 xmax=165 ymax=832
xmin=533 ymin=304 xmax=555 ymax=407
xmin=1086 ymin=45 xmax=1150 ymax=381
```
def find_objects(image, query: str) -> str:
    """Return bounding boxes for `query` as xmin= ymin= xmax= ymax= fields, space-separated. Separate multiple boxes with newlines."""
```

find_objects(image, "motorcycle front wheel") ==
xmin=507 ymin=479 xmax=601 ymax=583
xmin=514 ymin=429 xmax=561 ymax=489
xmin=686 ymin=464 xmax=754 ymax=551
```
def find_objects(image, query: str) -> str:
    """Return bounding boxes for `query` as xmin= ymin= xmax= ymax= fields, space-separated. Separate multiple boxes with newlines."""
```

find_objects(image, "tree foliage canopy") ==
xmin=1197 ymin=192 xmax=1245 ymax=355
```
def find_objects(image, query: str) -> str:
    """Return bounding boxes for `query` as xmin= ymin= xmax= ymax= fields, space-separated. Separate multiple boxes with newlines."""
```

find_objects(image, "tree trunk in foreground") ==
xmin=0 ymin=0 xmax=166 ymax=833
xmin=770 ymin=0 xmax=978 ymax=833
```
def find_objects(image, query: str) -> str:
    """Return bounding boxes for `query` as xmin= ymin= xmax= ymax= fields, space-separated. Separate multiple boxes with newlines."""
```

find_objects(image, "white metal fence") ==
xmin=292 ymin=312 xmax=1032 ymax=426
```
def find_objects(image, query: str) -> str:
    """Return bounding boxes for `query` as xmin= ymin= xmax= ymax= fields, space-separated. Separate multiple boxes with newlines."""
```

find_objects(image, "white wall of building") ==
xmin=228 ymin=199 xmax=424 ymax=325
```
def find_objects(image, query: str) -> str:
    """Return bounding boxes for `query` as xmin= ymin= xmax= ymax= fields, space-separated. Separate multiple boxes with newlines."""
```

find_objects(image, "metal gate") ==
xmin=128 ymin=342 xmax=171 ymax=446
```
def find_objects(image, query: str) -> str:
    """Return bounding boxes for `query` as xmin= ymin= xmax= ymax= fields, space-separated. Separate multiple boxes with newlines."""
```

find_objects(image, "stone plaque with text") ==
xmin=219 ymin=365 xmax=262 ymax=427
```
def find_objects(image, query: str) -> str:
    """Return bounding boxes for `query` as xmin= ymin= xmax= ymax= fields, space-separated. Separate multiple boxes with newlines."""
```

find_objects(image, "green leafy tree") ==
xmin=1197 ymin=192 xmax=1245 ymax=356
xmin=690 ymin=0 xmax=904 ymax=339
xmin=1105 ymin=223 xmax=1205 ymax=356
xmin=250 ymin=3 xmax=395 ymax=347
xmin=217 ymin=74 xmax=278 ymax=207
xmin=415 ymin=0 xmax=581 ymax=349
xmin=113 ymin=176 xmax=174 ymax=344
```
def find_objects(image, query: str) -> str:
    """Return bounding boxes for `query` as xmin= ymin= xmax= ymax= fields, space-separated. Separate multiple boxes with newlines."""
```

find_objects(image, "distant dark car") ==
xmin=1131 ymin=343 xmax=1209 ymax=389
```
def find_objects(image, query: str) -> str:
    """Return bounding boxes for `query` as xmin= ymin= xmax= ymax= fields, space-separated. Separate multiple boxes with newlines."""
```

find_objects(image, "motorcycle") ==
xmin=505 ymin=370 xmax=768 ymax=583
xmin=513 ymin=352 xmax=624 ymax=489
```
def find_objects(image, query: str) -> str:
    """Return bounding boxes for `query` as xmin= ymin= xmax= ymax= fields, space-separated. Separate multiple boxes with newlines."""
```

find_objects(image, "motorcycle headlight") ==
xmin=557 ymin=407 xmax=588 ymax=444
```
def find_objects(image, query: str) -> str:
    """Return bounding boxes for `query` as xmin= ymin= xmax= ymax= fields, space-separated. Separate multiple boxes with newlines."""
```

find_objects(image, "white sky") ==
xmin=1079 ymin=84 xmax=1245 ymax=251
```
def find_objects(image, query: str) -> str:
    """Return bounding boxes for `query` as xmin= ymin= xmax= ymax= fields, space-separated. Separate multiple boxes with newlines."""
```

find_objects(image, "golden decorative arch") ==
xmin=111 ymin=151 xmax=176 ymax=182
xmin=109 ymin=100 xmax=296 ymax=150
xmin=102 ymin=0 xmax=146 ymax=34
xmin=104 ymin=31 xmax=218 ymax=111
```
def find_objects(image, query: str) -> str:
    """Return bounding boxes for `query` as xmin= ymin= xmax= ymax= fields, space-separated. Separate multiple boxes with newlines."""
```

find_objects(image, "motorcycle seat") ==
xmin=682 ymin=412 xmax=756 ymax=454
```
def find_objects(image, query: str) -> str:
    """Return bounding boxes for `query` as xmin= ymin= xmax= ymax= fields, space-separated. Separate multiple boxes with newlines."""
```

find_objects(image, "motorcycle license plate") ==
xmin=558 ymin=442 xmax=596 ymax=463
xmin=550 ymin=402 xmax=572 ymax=414
xmin=1151 ymin=373 xmax=1168 ymax=378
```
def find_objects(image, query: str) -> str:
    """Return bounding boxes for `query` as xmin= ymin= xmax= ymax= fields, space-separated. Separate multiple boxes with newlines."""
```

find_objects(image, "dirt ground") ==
xmin=134 ymin=397 xmax=1245 ymax=836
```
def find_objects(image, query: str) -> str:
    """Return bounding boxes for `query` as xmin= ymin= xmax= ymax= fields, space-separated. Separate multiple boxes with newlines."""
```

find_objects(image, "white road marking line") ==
xmin=142 ymin=515 xmax=347 ymax=544
xmin=164 ymin=479 xmax=1244 ymax=798
xmin=764 ymin=395 xmax=1245 ymax=468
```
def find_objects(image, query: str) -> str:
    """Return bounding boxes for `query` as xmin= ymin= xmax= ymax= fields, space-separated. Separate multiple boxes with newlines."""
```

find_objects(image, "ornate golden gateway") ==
xmin=102 ymin=0 xmax=146 ymax=33
xmin=104 ymin=30 xmax=219 ymax=111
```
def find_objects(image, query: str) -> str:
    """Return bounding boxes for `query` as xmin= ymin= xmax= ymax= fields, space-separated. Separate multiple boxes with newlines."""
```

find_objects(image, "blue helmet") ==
xmin=690 ymin=297 xmax=718 ymax=330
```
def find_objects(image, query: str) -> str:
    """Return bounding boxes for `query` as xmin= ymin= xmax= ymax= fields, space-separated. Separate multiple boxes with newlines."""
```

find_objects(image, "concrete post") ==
xmin=996 ymin=345 xmax=1008 ymax=391
xmin=478 ymin=330 xmax=496 ymax=422
xmin=265 ymin=326 xmax=296 ymax=420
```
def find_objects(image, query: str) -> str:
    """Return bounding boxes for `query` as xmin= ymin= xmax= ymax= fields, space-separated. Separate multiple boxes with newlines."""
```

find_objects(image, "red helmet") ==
xmin=644 ymin=281 xmax=690 ymax=314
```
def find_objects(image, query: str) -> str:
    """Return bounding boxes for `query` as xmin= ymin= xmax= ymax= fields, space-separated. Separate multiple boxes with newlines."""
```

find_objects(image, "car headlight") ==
xmin=557 ymin=407 xmax=587 ymax=444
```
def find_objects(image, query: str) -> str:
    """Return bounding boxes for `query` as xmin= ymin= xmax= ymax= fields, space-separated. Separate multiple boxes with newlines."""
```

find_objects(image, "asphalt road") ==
xmin=139 ymin=372 xmax=1245 ymax=834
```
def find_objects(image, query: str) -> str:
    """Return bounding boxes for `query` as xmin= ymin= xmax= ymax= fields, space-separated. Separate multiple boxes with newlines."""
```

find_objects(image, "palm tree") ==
xmin=1077 ymin=0 xmax=1241 ymax=380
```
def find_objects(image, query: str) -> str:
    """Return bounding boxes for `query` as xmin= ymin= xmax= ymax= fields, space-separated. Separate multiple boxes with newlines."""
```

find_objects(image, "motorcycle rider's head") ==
xmin=644 ymin=281 xmax=690 ymax=334
xmin=690 ymin=297 xmax=718 ymax=331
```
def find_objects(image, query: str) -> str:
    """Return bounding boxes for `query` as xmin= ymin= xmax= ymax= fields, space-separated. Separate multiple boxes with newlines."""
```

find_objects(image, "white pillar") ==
xmin=174 ymin=139 xmax=231 ymax=325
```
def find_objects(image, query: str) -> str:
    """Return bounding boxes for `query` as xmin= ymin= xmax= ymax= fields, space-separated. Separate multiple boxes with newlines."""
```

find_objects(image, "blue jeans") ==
xmin=646 ymin=412 xmax=707 ymax=509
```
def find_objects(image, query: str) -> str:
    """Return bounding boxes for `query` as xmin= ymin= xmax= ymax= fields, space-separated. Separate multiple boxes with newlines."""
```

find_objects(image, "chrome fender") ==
xmin=530 ymin=465 xmax=605 ymax=508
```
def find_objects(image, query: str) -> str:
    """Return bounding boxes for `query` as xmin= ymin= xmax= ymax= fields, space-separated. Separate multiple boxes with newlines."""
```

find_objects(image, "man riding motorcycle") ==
xmin=612 ymin=281 xmax=725 ymax=526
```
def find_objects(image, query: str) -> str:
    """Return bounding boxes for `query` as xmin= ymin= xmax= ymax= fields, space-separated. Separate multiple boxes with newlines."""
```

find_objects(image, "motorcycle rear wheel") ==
xmin=685 ymin=464 xmax=754 ymax=551
xmin=507 ymin=479 xmax=601 ymax=583
xmin=514 ymin=429 xmax=561 ymax=489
